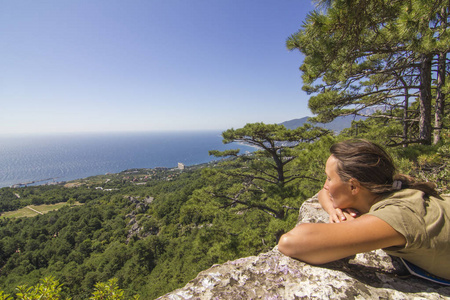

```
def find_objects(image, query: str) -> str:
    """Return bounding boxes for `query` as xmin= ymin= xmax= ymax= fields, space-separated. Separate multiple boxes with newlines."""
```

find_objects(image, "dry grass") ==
xmin=1 ymin=208 xmax=37 ymax=218
xmin=1 ymin=202 xmax=83 ymax=219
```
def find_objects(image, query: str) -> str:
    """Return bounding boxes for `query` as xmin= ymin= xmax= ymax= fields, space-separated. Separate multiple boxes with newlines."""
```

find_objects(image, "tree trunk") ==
xmin=434 ymin=6 xmax=448 ymax=144
xmin=275 ymin=156 xmax=285 ymax=187
xmin=419 ymin=53 xmax=432 ymax=145
xmin=434 ymin=51 xmax=446 ymax=144
xmin=402 ymin=91 xmax=409 ymax=147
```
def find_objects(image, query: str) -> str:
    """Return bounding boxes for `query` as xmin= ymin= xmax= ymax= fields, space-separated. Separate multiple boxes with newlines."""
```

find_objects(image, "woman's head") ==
xmin=328 ymin=139 xmax=438 ymax=197
xmin=329 ymin=139 xmax=396 ymax=195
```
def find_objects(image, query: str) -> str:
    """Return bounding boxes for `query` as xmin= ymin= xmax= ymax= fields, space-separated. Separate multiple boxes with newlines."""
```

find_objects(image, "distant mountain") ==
xmin=280 ymin=115 xmax=365 ymax=133
xmin=280 ymin=117 xmax=310 ymax=129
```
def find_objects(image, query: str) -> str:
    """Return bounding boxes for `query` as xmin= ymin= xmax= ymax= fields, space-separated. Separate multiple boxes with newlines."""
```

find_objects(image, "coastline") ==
xmin=9 ymin=177 xmax=61 ymax=188
xmin=0 ymin=131 xmax=256 ymax=189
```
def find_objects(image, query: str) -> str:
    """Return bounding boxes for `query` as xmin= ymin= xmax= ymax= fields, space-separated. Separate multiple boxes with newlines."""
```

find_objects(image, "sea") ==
xmin=0 ymin=131 xmax=254 ymax=188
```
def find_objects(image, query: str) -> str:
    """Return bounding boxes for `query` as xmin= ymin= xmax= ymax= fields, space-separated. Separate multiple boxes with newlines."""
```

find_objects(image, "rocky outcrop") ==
xmin=157 ymin=195 xmax=450 ymax=299
xmin=126 ymin=196 xmax=158 ymax=243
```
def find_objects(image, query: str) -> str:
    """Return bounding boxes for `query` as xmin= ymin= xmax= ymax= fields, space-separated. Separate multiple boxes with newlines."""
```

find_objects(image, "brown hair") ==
xmin=330 ymin=139 xmax=438 ymax=196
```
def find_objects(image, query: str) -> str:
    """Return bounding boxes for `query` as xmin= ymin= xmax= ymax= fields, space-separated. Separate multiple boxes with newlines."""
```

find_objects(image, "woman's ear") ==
xmin=349 ymin=179 xmax=360 ymax=195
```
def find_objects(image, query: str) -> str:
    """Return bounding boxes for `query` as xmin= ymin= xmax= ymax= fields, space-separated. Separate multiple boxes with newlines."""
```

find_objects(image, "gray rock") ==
xmin=144 ymin=196 xmax=154 ymax=204
xmin=136 ymin=202 xmax=149 ymax=213
xmin=157 ymin=194 xmax=450 ymax=299
xmin=128 ymin=196 xmax=139 ymax=204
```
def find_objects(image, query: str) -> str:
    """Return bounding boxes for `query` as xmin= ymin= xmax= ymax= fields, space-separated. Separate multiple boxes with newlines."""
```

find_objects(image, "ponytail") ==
xmin=392 ymin=174 xmax=439 ymax=197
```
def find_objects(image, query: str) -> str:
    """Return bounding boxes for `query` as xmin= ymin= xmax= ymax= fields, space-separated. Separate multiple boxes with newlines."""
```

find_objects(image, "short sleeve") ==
xmin=368 ymin=200 xmax=427 ymax=250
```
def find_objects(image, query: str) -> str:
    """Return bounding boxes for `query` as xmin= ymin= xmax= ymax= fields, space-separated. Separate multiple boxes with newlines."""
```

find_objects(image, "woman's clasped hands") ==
xmin=328 ymin=207 xmax=360 ymax=223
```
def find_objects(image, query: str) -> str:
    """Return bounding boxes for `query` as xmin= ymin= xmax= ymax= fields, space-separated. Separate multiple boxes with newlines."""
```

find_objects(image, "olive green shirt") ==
xmin=368 ymin=189 xmax=450 ymax=280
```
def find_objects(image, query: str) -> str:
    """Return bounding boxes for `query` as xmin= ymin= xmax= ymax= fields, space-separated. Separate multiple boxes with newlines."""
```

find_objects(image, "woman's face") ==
xmin=324 ymin=155 xmax=354 ymax=209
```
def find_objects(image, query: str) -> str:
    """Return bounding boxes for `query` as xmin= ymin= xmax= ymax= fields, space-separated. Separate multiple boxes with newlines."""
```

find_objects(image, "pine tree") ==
xmin=288 ymin=0 xmax=450 ymax=145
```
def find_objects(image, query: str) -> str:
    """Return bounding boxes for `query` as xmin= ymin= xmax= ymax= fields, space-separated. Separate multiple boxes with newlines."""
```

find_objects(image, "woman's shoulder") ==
xmin=371 ymin=189 xmax=426 ymax=211
xmin=369 ymin=188 xmax=450 ymax=228
xmin=385 ymin=188 xmax=425 ymax=199
xmin=368 ymin=189 xmax=425 ymax=231
xmin=373 ymin=189 xmax=450 ymax=210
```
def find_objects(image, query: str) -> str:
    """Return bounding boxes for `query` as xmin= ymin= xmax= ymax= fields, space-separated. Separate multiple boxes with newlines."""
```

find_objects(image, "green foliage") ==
xmin=90 ymin=278 xmax=139 ymax=300
xmin=0 ymin=276 xmax=140 ymax=300
xmin=391 ymin=132 xmax=450 ymax=193
xmin=15 ymin=277 xmax=65 ymax=300
xmin=0 ymin=291 xmax=12 ymax=300
xmin=289 ymin=0 xmax=450 ymax=145
xmin=208 ymin=122 xmax=330 ymax=222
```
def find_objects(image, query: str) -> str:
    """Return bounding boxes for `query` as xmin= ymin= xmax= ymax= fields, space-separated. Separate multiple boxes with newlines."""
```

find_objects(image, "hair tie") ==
xmin=392 ymin=180 xmax=402 ymax=190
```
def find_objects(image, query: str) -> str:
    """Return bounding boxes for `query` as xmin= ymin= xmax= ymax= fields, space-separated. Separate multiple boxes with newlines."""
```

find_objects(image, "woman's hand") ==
xmin=329 ymin=208 xmax=360 ymax=223
xmin=318 ymin=189 xmax=360 ymax=223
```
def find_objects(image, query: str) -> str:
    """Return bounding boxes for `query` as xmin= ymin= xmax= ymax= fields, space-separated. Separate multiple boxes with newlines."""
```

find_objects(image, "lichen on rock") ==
xmin=157 ymin=195 xmax=450 ymax=299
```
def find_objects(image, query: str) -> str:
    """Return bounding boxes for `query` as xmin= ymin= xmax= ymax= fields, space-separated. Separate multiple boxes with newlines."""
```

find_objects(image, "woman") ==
xmin=277 ymin=139 xmax=450 ymax=281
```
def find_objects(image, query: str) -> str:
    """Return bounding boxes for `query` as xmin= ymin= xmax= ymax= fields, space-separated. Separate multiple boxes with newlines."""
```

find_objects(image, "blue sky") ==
xmin=1 ymin=0 xmax=315 ymax=134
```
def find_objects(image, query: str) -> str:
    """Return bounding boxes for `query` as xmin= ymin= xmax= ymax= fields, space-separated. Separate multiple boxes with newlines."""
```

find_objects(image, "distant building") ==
xmin=178 ymin=163 xmax=185 ymax=170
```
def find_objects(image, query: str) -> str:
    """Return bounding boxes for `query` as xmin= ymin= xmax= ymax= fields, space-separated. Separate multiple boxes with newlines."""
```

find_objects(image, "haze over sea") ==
xmin=0 ymin=131 xmax=253 ymax=188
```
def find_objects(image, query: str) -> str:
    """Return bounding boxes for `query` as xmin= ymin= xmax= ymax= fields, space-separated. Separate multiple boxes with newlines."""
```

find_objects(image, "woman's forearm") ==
xmin=318 ymin=188 xmax=334 ymax=214
xmin=277 ymin=215 xmax=406 ymax=264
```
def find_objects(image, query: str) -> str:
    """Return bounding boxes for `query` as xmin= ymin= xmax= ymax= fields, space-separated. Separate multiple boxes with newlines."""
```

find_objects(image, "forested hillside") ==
xmin=0 ymin=156 xmax=320 ymax=299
